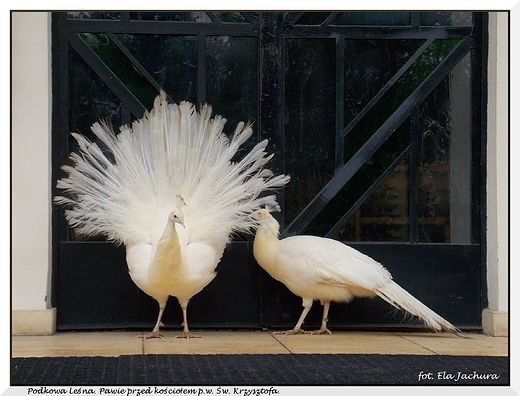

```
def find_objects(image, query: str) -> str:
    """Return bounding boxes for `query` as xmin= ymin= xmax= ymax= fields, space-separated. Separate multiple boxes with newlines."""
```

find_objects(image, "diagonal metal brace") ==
xmin=67 ymin=32 xmax=148 ymax=118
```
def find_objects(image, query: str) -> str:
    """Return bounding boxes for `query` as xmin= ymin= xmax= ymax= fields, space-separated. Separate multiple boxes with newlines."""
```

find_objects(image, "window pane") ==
xmin=332 ymin=12 xmax=411 ymax=26
xmin=68 ymin=47 xmax=121 ymax=242
xmin=344 ymin=39 xmax=460 ymax=164
xmin=334 ymin=159 xmax=410 ymax=242
xmin=206 ymin=36 xmax=259 ymax=138
xmin=344 ymin=39 xmax=425 ymax=127
xmin=420 ymin=12 xmax=473 ymax=26
xmin=79 ymin=33 xmax=157 ymax=109
xmin=315 ymin=117 xmax=410 ymax=238
xmin=284 ymin=39 xmax=336 ymax=227
xmin=418 ymin=53 xmax=472 ymax=243
xmin=115 ymin=34 xmax=198 ymax=104
xmin=68 ymin=45 xmax=122 ymax=138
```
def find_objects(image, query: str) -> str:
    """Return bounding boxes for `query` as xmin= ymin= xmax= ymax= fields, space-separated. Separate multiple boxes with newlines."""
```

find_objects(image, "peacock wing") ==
xmin=279 ymin=236 xmax=393 ymax=291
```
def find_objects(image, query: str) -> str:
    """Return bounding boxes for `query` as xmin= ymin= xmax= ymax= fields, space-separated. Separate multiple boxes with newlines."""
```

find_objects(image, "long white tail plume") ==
xmin=375 ymin=281 xmax=469 ymax=338
xmin=56 ymin=92 xmax=290 ymax=246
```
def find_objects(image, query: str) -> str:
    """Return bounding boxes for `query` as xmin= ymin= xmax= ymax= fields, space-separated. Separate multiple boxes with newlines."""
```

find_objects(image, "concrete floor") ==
xmin=12 ymin=330 xmax=508 ymax=358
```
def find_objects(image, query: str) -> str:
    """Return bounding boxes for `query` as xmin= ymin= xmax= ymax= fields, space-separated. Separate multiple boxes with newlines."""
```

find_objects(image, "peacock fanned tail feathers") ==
xmin=55 ymin=92 xmax=290 ymax=247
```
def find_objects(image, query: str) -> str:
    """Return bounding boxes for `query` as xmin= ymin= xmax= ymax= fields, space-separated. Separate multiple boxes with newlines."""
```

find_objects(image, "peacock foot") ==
xmin=310 ymin=328 xmax=332 ymax=335
xmin=175 ymin=332 xmax=203 ymax=339
xmin=138 ymin=332 xmax=163 ymax=339
xmin=273 ymin=328 xmax=311 ymax=335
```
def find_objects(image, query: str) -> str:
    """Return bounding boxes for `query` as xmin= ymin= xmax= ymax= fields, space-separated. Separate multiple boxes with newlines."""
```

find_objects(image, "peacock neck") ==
xmin=253 ymin=216 xmax=281 ymax=274
xmin=151 ymin=219 xmax=183 ymax=273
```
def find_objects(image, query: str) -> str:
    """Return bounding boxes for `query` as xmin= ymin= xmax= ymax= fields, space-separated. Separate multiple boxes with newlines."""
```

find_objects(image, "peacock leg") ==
xmin=175 ymin=302 xmax=202 ymax=339
xmin=310 ymin=301 xmax=332 ymax=335
xmin=138 ymin=301 xmax=166 ymax=339
xmin=274 ymin=298 xmax=313 ymax=335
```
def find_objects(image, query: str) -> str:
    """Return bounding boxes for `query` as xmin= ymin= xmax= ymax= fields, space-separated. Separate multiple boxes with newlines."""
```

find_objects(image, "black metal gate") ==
xmin=52 ymin=12 xmax=487 ymax=331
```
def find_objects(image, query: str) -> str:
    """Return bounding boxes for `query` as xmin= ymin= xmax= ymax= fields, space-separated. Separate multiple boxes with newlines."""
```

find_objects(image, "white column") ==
xmin=11 ymin=12 xmax=55 ymax=334
xmin=483 ymin=11 xmax=509 ymax=336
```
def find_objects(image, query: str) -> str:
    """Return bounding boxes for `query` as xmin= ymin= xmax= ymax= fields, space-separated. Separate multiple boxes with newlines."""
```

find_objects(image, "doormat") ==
xmin=12 ymin=354 xmax=509 ymax=386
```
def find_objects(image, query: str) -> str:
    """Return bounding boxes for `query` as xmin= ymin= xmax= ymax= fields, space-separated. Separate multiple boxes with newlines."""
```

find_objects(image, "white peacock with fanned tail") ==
xmin=55 ymin=92 xmax=289 ymax=338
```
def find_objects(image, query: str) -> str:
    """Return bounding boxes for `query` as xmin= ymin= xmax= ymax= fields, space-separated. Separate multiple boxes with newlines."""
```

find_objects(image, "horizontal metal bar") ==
xmin=282 ymin=25 xmax=472 ymax=39
xmin=66 ymin=19 xmax=259 ymax=36
xmin=283 ymin=36 xmax=473 ymax=236
xmin=324 ymin=146 xmax=411 ymax=238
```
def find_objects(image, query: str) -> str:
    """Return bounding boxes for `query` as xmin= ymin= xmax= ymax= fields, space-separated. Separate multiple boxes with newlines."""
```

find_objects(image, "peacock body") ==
xmin=252 ymin=209 xmax=468 ymax=338
xmin=55 ymin=92 xmax=289 ymax=338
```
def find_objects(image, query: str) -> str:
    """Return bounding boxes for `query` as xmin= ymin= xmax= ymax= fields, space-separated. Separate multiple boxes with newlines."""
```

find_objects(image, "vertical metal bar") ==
xmin=197 ymin=32 xmax=207 ymax=105
xmin=54 ymin=13 xmax=72 ymax=244
xmin=410 ymin=107 xmax=420 ymax=243
xmin=411 ymin=12 xmax=421 ymax=27
xmin=472 ymin=12 xmax=487 ymax=246
xmin=51 ymin=12 xmax=69 ymax=308
xmin=259 ymin=13 xmax=285 ymax=179
xmin=258 ymin=12 xmax=285 ymax=328
xmin=335 ymin=37 xmax=345 ymax=170
xmin=476 ymin=12 xmax=488 ymax=311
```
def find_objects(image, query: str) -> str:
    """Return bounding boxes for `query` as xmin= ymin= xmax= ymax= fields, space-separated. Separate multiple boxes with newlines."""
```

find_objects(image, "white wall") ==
xmin=11 ymin=12 xmax=55 ymax=333
xmin=10 ymin=11 xmax=509 ymax=335
xmin=482 ymin=11 xmax=509 ymax=336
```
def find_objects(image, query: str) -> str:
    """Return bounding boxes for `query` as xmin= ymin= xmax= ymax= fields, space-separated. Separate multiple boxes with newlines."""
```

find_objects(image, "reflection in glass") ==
xmin=335 ymin=159 xmax=410 ymax=242
xmin=319 ymin=117 xmax=410 ymax=239
xmin=418 ymin=53 xmax=472 ymax=243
